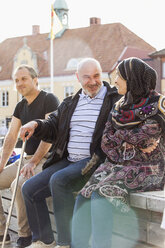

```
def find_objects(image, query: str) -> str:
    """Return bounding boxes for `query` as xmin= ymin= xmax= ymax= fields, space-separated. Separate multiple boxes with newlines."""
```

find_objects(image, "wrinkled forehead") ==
xmin=79 ymin=62 xmax=102 ymax=76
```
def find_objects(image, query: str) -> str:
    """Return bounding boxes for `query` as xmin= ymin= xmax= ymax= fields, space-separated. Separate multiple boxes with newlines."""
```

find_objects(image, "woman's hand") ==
xmin=140 ymin=138 xmax=160 ymax=153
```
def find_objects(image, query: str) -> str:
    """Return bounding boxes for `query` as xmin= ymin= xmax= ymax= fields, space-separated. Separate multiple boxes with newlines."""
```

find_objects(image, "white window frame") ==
xmin=1 ymin=91 xmax=9 ymax=107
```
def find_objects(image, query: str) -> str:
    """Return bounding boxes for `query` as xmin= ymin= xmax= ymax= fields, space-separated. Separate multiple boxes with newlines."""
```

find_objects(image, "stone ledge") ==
xmin=130 ymin=191 xmax=165 ymax=213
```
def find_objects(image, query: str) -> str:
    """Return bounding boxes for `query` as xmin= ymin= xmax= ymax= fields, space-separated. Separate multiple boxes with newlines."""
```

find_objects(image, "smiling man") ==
xmin=76 ymin=58 xmax=103 ymax=98
xmin=20 ymin=58 xmax=120 ymax=248
xmin=0 ymin=65 xmax=59 ymax=248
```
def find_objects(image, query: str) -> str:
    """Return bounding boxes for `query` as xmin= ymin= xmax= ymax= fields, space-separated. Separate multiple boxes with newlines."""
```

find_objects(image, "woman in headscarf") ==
xmin=71 ymin=57 xmax=165 ymax=248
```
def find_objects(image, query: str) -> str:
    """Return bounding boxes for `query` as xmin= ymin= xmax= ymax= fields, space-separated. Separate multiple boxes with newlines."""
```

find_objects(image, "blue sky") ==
xmin=0 ymin=0 xmax=164 ymax=50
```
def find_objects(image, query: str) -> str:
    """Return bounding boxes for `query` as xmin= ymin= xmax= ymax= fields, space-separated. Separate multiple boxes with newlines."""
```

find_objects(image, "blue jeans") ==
xmin=72 ymin=192 xmax=114 ymax=248
xmin=22 ymin=157 xmax=90 ymax=246
xmin=72 ymin=193 xmax=139 ymax=248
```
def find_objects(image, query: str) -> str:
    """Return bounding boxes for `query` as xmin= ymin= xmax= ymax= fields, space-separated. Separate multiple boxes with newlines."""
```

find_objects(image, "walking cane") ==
xmin=1 ymin=138 xmax=27 ymax=248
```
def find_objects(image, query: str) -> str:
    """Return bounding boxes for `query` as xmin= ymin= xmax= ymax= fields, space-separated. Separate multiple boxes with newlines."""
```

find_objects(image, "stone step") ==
xmin=112 ymin=233 xmax=160 ymax=248
xmin=2 ymin=231 xmax=160 ymax=248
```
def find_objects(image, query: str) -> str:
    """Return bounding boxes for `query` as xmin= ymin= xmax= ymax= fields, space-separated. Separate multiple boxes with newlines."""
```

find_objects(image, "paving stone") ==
xmin=2 ymin=231 xmax=18 ymax=248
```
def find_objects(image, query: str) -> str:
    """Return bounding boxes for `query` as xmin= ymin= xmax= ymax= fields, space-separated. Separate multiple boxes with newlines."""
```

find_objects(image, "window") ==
xmin=43 ymin=51 xmax=48 ymax=61
xmin=64 ymin=86 xmax=74 ymax=98
xmin=1 ymin=91 xmax=9 ymax=106
xmin=21 ymin=60 xmax=28 ymax=64
xmin=66 ymin=58 xmax=83 ymax=71
xmin=162 ymin=62 xmax=165 ymax=78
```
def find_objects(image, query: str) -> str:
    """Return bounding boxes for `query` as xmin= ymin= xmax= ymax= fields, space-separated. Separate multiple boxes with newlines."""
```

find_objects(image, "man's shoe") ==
xmin=16 ymin=235 xmax=32 ymax=247
xmin=54 ymin=246 xmax=70 ymax=248
xmin=0 ymin=233 xmax=10 ymax=244
xmin=31 ymin=240 xmax=56 ymax=248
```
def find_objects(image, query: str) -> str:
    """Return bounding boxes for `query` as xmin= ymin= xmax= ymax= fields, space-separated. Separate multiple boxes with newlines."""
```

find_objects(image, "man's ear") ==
xmin=33 ymin=77 xmax=38 ymax=86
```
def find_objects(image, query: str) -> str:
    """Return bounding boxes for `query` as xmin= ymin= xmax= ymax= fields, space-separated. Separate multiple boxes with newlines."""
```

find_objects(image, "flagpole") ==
xmin=50 ymin=37 xmax=54 ymax=93
xmin=50 ymin=4 xmax=54 ymax=94
xmin=50 ymin=4 xmax=63 ymax=93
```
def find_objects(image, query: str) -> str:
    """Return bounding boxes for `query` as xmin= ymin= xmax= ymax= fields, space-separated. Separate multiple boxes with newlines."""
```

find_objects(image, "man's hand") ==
xmin=20 ymin=161 xmax=36 ymax=179
xmin=20 ymin=121 xmax=38 ymax=141
xmin=0 ymin=165 xmax=4 ymax=173
xmin=0 ymin=152 xmax=3 ymax=173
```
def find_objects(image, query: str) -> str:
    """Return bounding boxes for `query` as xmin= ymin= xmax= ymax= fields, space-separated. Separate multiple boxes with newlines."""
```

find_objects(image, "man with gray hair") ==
xmin=21 ymin=58 xmax=120 ymax=248
xmin=0 ymin=65 xmax=59 ymax=248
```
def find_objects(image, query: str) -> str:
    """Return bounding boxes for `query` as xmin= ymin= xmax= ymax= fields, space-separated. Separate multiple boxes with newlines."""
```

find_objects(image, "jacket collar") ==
xmin=64 ymin=81 xmax=118 ymax=105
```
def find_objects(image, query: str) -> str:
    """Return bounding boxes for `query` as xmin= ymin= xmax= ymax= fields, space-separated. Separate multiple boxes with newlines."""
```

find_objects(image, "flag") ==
xmin=50 ymin=4 xmax=63 ymax=40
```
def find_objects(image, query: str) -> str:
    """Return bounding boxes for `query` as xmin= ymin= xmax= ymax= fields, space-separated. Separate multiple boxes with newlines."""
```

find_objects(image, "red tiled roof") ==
xmin=0 ymin=22 xmax=156 ymax=80
xmin=109 ymin=46 xmax=154 ymax=73
xmin=149 ymin=49 xmax=165 ymax=58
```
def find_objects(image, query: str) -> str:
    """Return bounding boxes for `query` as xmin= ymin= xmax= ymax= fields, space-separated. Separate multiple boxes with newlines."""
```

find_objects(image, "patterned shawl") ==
xmin=111 ymin=90 xmax=165 ymax=131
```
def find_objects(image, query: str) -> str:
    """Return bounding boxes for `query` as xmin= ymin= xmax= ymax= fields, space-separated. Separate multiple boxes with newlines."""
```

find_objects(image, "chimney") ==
xmin=32 ymin=25 xmax=40 ymax=35
xmin=90 ymin=17 xmax=101 ymax=26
